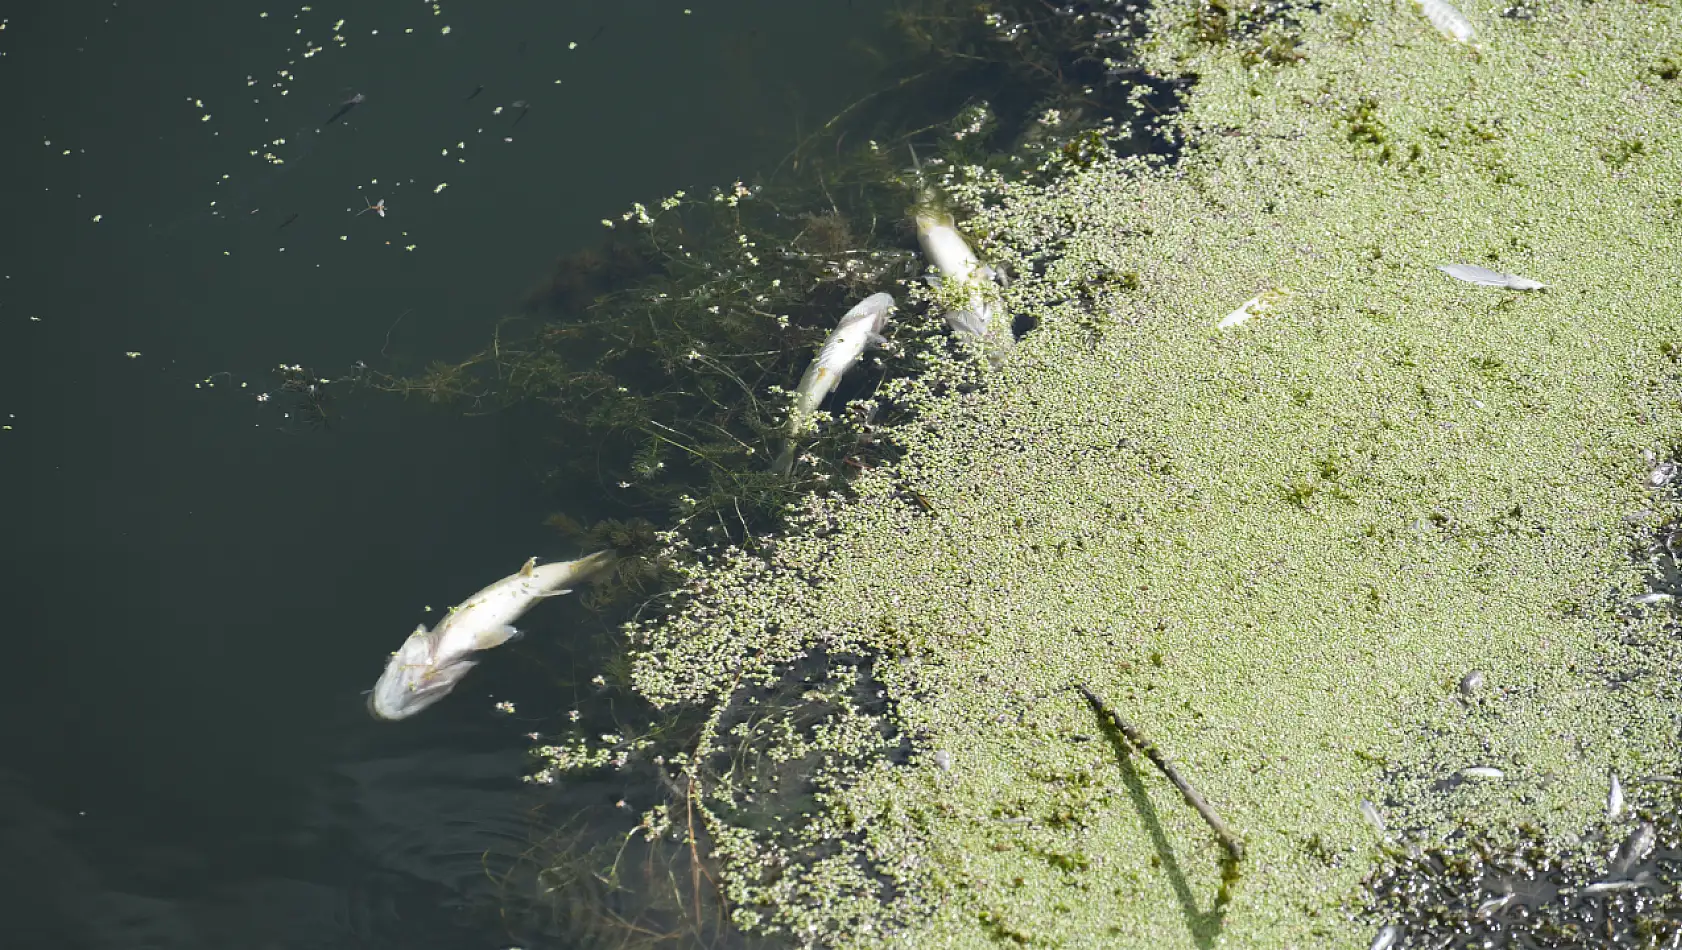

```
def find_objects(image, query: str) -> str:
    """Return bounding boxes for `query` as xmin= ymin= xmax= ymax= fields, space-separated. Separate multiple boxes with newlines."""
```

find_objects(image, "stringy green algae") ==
xmin=627 ymin=0 xmax=1682 ymax=945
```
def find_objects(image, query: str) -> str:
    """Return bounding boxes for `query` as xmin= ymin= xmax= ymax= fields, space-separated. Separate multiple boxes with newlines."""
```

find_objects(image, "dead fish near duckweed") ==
xmin=1413 ymin=0 xmax=1480 ymax=47
xmin=368 ymin=551 xmax=617 ymax=720
xmin=1608 ymin=771 xmax=1625 ymax=821
xmin=1609 ymin=821 xmax=1657 ymax=877
xmin=1436 ymin=263 xmax=1547 ymax=290
xmin=911 ymin=188 xmax=1013 ymax=365
xmin=1218 ymin=286 xmax=1294 ymax=330
xmin=773 ymin=292 xmax=895 ymax=475
xmin=1369 ymin=924 xmax=1402 ymax=950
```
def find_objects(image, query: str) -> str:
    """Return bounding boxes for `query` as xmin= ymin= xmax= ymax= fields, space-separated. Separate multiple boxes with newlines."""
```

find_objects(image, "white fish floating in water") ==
xmin=1413 ymin=0 xmax=1479 ymax=47
xmin=1609 ymin=821 xmax=1657 ymax=877
xmin=1218 ymin=286 xmax=1294 ymax=330
xmin=368 ymin=551 xmax=617 ymax=720
xmin=1436 ymin=263 xmax=1546 ymax=290
xmin=1608 ymin=771 xmax=1625 ymax=821
xmin=773 ymin=292 xmax=895 ymax=474
xmin=912 ymin=189 xmax=1013 ymax=363
xmin=1460 ymin=765 xmax=1505 ymax=781
xmin=1369 ymin=924 xmax=1402 ymax=950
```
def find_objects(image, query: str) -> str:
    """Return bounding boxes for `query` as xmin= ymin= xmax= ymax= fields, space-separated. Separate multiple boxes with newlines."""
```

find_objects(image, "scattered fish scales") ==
xmin=1436 ymin=263 xmax=1546 ymax=290
xmin=1414 ymin=0 xmax=1479 ymax=46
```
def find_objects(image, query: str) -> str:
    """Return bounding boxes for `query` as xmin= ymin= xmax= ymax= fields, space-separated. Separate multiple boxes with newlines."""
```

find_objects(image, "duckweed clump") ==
xmin=612 ymin=0 xmax=1682 ymax=945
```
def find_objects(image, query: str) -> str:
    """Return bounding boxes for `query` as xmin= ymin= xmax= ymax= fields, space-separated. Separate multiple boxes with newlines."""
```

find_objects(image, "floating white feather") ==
xmin=1436 ymin=263 xmax=1546 ymax=290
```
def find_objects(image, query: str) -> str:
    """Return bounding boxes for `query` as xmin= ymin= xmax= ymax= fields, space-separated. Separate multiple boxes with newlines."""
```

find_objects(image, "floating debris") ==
xmin=1436 ymin=263 xmax=1546 ymax=290
xmin=932 ymin=750 xmax=952 ymax=771
xmin=1413 ymin=0 xmax=1478 ymax=47
xmin=1217 ymin=286 xmax=1294 ymax=330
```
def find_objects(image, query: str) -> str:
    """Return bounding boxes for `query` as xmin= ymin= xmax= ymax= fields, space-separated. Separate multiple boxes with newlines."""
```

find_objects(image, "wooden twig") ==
xmin=1076 ymin=682 xmax=1246 ymax=862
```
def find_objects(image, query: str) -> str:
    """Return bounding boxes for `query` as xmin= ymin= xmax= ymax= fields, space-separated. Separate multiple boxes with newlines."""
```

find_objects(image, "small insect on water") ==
xmin=357 ymin=197 xmax=386 ymax=218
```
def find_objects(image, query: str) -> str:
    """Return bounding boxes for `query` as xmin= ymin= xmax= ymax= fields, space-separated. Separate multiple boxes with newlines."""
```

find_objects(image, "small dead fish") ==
xmin=323 ymin=92 xmax=364 ymax=127
xmin=1360 ymin=799 xmax=1386 ymax=834
xmin=1630 ymin=592 xmax=1675 ymax=606
xmin=1414 ymin=0 xmax=1479 ymax=46
xmin=932 ymin=750 xmax=953 ymax=771
xmin=1437 ymin=263 xmax=1546 ymax=290
xmin=1475 ymin=892 xmax=1516 ymax=918
xmin=1369 ymin=924 xmax=1402 ymax=950
xmin=774 ymin=292 xmax=895 ymax=474
xmin=1649 ymin=461 xmax=1678 ymax=487
xmin=1610 ymin=821 xmax=1656 ymax=877
xmin=1461 ymin=766 xmax=1505 ymax=781
xmin=1609 ymin=771 xmax=1625 ymax=821
xmin=1580 ymin=879 xmax=1641 ymax=897
xmin=1458 ymin=669 xmax=1485 ymax=696
xmin=1218 ymin=286 xmax=1294 ymax=330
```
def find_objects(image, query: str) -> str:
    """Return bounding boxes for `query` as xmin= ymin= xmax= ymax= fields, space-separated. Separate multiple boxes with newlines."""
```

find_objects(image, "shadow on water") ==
xmin=1096 ymin=719 xmax=1233 ymax=949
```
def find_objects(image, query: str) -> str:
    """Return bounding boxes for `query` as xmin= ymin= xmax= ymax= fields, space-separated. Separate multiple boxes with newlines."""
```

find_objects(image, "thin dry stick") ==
xmin=1076 ymin=682 xmax=1246 ymax=862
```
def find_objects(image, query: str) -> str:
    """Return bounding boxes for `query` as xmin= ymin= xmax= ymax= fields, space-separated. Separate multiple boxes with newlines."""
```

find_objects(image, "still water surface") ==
xmin=0 ymin=2 xmax=892 ymax=945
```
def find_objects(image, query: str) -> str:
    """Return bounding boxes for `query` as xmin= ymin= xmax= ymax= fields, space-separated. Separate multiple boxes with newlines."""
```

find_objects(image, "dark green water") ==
xmin=0 ymin=2 xmax=892 ymax=946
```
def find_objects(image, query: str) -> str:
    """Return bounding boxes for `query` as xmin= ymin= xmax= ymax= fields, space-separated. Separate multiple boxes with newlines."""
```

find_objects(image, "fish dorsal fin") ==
xmin=519 ymin=556 xmax=538 ymax=577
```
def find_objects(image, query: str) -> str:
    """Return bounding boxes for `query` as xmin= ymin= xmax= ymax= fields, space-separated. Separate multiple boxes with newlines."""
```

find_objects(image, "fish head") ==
xmin=367 ymin=627 xmax=475 ymax=721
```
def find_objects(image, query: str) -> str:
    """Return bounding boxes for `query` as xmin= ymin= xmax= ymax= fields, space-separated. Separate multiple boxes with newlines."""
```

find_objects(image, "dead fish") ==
xmin=774 ymin=292 xmax=895 ymax=474
xmin=1360 ymin=799 xmax=1387 ymax=834
xmin=1649 ymin=461 xmax=1677 ymax=487
xmin=1461 ymin=766 xmax=1505 ymax=781
xmin=1218 ymin=286 xmax=1294 ymax=330
xmin=932 ymin=750 xmax=953 ymax=771
xmin=912 ymin=185 xmax=1012 ymax=363
xmin=1630 ymin=592 xmax=1675 ymax=606
xmin=1413 ymin=0 xmax=1479 ymax=47
xmin=368 ymin=551 xmax=617 ymax=720
xmin=322 ymin=92 xmax=364 ymax=127
xmin=1436 ymin=263 xmax=1546 ymax=290
xmin=1609 ymin=821 xmax=1656 ymax=877
xmin=1458 ymin=670 xmax=1485 ymax=696
xmin=1475 ymin=892 xmax=1516 ymax=918
xmin=1369 ymin=924 xmax=1402 ymax=950
xmin=1609 ymin=771 xmax=1625 ymax=821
